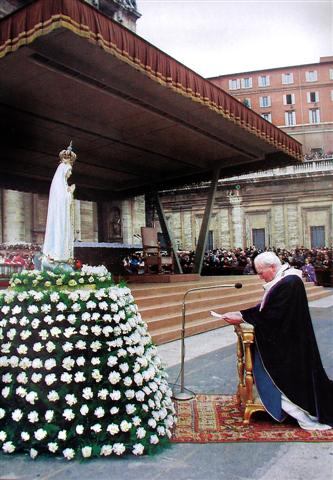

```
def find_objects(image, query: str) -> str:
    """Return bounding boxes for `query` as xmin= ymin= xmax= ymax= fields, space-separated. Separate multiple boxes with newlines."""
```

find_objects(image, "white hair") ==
xmin=254 ymin=252 xmax=282 ymax=269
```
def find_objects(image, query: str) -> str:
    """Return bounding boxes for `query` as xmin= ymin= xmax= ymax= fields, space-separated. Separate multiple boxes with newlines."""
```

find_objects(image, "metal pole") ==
xmin=172 ymin=282 xmax=242 ymax=400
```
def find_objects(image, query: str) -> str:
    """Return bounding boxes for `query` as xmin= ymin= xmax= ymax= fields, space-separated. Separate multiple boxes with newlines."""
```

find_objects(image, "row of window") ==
xmin=261 ymin=109 xmax=321 ymax=126
xmin=244 ymin=90 xmax=333 ymax=108
xmin=228 ymin=68 xmax=333 ymax=90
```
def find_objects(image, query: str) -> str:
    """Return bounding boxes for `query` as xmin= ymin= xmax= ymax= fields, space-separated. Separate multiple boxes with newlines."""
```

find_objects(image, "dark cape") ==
xmin=241 ymin=274 xmax=333 ymax=426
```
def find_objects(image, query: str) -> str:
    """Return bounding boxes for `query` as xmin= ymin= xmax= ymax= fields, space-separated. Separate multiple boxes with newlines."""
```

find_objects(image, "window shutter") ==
xmin=285 ymin=112 xmax=289 ymax=125
xmin=307 ymin=92 xmax=311 ymax=103
xmin=283 ymin=95 xmax=286 ymax=105
xmin=291 ymin=94 xmax=295 ymax=104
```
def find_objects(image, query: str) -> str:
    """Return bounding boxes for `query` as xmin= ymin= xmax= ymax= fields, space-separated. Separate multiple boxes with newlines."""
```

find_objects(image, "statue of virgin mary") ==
xmin=42 ymin=143 xmax=76 ymax=271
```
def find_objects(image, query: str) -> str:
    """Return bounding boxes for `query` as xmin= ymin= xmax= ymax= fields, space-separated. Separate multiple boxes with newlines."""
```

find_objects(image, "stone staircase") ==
xmin=130 ymin=276 xmax=331 ymax=345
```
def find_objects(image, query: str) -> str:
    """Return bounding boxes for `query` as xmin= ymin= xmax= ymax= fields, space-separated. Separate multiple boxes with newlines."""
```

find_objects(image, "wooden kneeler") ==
xmin=234 ymin=323 xmax=266 ymax=424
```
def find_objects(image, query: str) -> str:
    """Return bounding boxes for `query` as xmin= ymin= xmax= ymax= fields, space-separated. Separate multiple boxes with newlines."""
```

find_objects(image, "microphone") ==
xmin=172 ymin=281 xmax=244 ymax=401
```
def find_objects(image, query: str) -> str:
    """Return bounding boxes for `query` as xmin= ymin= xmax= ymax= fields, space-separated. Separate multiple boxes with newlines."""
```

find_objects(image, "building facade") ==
xmin=209 ymin=57 xmax=333 ymax=156
xmin=159 ymin=159 xmax=333 ymax=251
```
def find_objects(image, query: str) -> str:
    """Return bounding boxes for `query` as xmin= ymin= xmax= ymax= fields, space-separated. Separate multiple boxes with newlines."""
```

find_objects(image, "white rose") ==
xmin=50 ymin=292 xmax=60 ymax=302
xmin=28 ymin=411 xmax=39 ymax=423
xmin=80 ymin=404 xmax=89 ymax=415
xmin=1 ymin=386 xmax=10 ymax=398
xmin=2 ymin=441 xmax=15 ymax=453
xmin=108 ymin=371 xmax=121 ymax=385
xmin=135 ymin=391 xmax=145 ymax=402
xmin=21 ymin=431 xmax=30 ymax=441
xmin=76 ymin=425 xmax=84 ymax=435
xmin=63 ymin=409 xmax=75 ymax=421
xmin=106 ymin=423 xmax=119 ymax=435
xmin=34 ymin=429 xmax=47 ymax=441
xmin=12 ymin=409 xmax=23 ymax=422
xmin=107 ymin=356 xmax=118 ymax=367
xmin=67 ymin=314 xmax=76 ymax=324
xmin=125 ymin=389 xmax=135 ymax=400
xmin=125 ymin=404 xmax=136 ymax=415
xmin=76 ymin=340 xmax=86 ymax=350
xmin=45 ymin=410 xmax=54 ymax=422
xmin=17 ymin=344 xmax=28 ymax=355
xmin=62 ymin=342 xmax=73 ymax=352
xmin=45 ymin=374 xmax=57 ymax=386
xmin=47 ymin=390 xmax=59 ymax=402
xmin=81 ymin=446 xmax=92 ymax=458
xmin=74 ymin=371 xmax=86 ymax=383
xmin=113 ymin=443 xmax=125 ymax=456
xmin=26 ymin=391 xmax=38 ymax=404
xmin=65 ymin=394 xmax=77 ymax=406
xmin=58 ymin=430 xmax=67 ymax=441
xmin=148 ymin=418 xmax=157 ymax=429
xmin=94 ymin=407 xmax=105 ymax=418
xmin=63 ymin=448 xmax=75 ymax=460
xmin=124 ymin=376 xmax=132 ymax=387
xmin=109 ymin=390 xmax=121 ymax=401
xmin=92 ymin=369 xmax=102 ymax=382
xmin=0 ymin=408 xmax=5 ymax=419
xmin=97 ymin=389 xmax=108 ymax=400
xmin=46 ymin=341 xmax=56 ymax=352
xmin=0 ymin=431 xmax=7 ymax=442
xmin=110 ymin=406 xmax=119 ymax=415
xmin=100 ymin=445 xmax=113 ymax=456
xmin=91 ymin=341 xmax=102 ymax=352
xmin=132 ymin=416 xmax=141 ymax=426
xmin=90 ymin=423 xmax=102 ymax=433
xmin=44 ymin=358 xmax=57 ymax=370
xmin=48 ymin=442 xmax=58 ymax=453
xmin=120 ymin=420 xmax=131 ymax=432
xmin=82 ymin=388 xmax=93 ymax=400
xmin=150 ymin=434 xmax=159 ymax=444
xmin=132 ymin=443 xmax=144 ymax=455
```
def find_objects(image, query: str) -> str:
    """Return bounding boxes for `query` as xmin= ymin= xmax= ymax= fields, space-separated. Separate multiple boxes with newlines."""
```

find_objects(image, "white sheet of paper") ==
xmin=210 ymin=310 xmax=223 ymax=319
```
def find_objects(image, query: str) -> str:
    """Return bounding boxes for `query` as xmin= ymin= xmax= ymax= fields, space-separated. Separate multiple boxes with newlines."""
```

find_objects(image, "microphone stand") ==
xmin=172 ymin=283 xmax=242 ymax=401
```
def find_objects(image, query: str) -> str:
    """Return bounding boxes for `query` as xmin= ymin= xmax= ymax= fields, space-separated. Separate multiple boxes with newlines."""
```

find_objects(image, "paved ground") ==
xmin=1 ymin=295 xmax=333 ymax=480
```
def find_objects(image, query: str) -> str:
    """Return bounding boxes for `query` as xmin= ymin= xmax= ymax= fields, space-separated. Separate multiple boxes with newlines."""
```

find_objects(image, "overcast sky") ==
xmin=136 ymin=0 xmax=333 ymax=78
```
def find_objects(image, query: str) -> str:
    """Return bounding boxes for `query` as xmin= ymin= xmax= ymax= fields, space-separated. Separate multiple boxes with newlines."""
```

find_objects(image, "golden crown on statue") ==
xmin=59 ymin=141 xmax=77 ymax=165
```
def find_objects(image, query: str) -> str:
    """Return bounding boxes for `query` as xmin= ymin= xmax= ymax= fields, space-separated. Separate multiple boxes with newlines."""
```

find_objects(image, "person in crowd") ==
xmin=302 ymin=258 xmax=317 ymax=283
xmin=219 ymin=251 xmax=333 ymax=430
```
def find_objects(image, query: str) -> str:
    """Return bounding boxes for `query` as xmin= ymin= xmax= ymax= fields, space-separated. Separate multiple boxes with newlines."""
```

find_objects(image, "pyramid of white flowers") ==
xmin=0 ymin=266 xmax=176 ymax=460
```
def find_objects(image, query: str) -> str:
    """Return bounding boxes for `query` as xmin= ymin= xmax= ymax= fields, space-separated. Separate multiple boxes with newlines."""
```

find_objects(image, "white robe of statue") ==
xmin=43 ymin=162 xmax=75 ymax=262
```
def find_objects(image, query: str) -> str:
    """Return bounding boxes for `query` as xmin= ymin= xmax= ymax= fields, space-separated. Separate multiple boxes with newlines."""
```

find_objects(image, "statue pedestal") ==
xmin=41 ymin=257 xmax=74 ymax=273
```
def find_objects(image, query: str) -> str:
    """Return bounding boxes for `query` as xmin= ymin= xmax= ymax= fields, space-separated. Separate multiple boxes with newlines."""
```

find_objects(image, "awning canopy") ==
xmin=0 ymin=0 xmax=303 ymax=201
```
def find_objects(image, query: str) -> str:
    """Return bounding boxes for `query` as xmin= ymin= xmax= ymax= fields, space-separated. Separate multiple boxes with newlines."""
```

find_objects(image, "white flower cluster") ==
xmin=81 ymin=265 xmax=109 ymax=277
xmin=0 ymin=284 xmax=176 ymax=460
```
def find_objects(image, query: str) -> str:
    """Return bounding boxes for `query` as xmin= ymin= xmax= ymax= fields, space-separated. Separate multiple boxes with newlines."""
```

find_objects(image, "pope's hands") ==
xmin=220 ymin=311 xmax=243 ymax=325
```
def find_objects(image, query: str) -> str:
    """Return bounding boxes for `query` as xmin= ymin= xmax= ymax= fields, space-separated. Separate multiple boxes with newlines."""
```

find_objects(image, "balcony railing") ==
xmin=222 ymin=157 xmax=333 ymax=182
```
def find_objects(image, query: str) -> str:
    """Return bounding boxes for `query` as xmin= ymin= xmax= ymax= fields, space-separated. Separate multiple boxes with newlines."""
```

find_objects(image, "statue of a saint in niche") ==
xmin=109 ymin=206 xmax=122 ymax=241
xmin=42 ymin=142 xmax=76 ymax=271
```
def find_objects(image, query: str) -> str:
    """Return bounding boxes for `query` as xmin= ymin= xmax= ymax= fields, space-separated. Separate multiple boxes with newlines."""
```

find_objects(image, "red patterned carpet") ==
xmin=171 ymin=394 xmax=333 ymax=443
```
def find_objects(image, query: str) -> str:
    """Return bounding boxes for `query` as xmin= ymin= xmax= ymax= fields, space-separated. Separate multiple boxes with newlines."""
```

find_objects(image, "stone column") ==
xmin=219 ymin=207 xmax=231 ymax=249
xmin=182 ymin=210 xmax=192 ymax=250
xmin=287 ymin=203 xmax=299 ymax=247
xmin=229 ymin=192 xmax=244 ymax=248
xmin=80 ymin=200 xmax=98 ymax=242
xmin=2 ymin=190 xmax=26 ymax=243
xmin=272 ymin=204 xmax=285 ymax=248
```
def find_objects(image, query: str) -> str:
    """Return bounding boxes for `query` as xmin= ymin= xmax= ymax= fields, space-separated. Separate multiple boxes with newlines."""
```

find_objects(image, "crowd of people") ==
xmin=1 ymin=243 xmax=331 ymax=285
xmin=122 ymin=246 xmax=332 ymax=284
xmin=0 ymin=243 xmax=41 ymax=271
